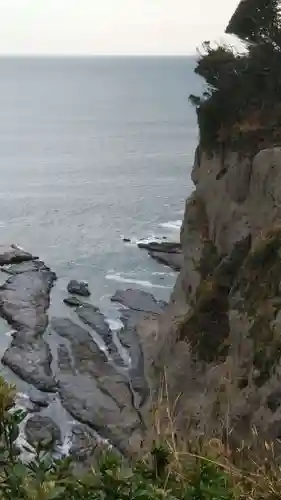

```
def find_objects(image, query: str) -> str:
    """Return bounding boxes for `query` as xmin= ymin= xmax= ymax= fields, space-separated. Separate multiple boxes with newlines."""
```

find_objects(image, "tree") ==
xmin=226 ymin=0 xmax=281 ymax=48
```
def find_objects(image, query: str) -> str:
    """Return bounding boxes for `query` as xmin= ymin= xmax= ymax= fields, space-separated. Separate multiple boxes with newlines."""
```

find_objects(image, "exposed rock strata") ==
xmin=52 ymin=318 xmax=145 ymax=455
xmin=75 ymin=303 xmax=122 ymax=364
xmin=138 ymin=241 xmax=183 ymax=270
xmin=147 ymin=146 xmax=281 ymax=447
xmin=0 ymin=259 xmax=56 ymax=391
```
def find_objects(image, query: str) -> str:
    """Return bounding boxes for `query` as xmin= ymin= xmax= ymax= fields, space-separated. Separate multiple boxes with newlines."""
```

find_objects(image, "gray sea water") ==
xmin=0 ymin=57 xmax=200 ymax=393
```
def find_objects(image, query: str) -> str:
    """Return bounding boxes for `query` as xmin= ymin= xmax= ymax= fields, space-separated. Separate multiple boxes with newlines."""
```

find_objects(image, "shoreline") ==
xmin=0 ymin=226 xmax=182 ymax=457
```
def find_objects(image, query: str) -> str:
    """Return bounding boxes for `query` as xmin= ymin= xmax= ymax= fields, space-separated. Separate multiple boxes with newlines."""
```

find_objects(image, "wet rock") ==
xmin=138 ymin=240 xmax=182 ymax=270
xmin=52 ymin=318 xmax=143 ymax=455
xmin=1 ymin=260 xmax=57 ymax=391
xmin=138 ymin=241 xmax=181 ymax=253
xmin=148 ymin=251 xmax=183 ymax=271
xmin=75 ymin=304 xmax=123 ymax=363
xmin=28 ymin=389 xmax=50 ymax=408
xmin=67 ymin=280 xmax=90 ymax=297
xmin=118 ymin=304 xmax=165 ymax=331
xmin=2 ymin=260 xmax=49 ymax=275
xmin=63 ymin=296 xmax=83 ymax=307
xmin=119 ymin=309 xmax=148 ymax=329
xmin=25 ymin=415 xmax=61 ymax=448
xmin=3 ymin=337 xmax=56 ymax=392
xmin=0 ymin=263 xmax=56 ymax=334
xmin=118 ymin=326 xmax=149 ymax=409
xmin=111 ymin=289 xmax=165 ymax=315
xmin=0 ymin=245 xmax=36 ymax=265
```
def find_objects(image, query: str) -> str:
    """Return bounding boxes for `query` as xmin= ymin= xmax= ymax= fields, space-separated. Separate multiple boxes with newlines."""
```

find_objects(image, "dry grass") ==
xmin=151 ymin=369 xmax=281 ymax=499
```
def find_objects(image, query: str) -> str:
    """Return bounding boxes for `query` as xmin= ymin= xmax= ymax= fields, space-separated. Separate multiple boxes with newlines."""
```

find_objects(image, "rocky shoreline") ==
xmin=0 ymin=238 xmax=180 ymax=459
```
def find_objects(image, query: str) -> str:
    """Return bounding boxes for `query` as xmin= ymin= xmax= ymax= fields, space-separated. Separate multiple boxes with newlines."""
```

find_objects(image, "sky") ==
xmin=0 ymin=0 xmax=241 ymax=55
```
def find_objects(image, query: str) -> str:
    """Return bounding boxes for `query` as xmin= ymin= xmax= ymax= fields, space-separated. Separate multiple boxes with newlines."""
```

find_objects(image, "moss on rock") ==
xmin=179 ymin=235 xmax=252 ymax=363
xmin=198 ymin=239 xmax=221 ymax=280
xmin=179 ymin=278 xmax=230 ymax=363
xmin=233 ymin=228 xmax=281 ymax=315
xmin=231 ymin=228 xmax=281 ymax=385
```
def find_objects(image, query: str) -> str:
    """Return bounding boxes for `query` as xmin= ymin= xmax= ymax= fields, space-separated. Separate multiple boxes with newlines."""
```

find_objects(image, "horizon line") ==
xmin=0 ymin=53 xmax=197 ymax=58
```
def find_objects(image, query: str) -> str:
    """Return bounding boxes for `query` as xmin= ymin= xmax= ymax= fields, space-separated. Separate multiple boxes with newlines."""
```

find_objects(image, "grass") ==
xmin=153 ymin=371 xmax=281 ymax=500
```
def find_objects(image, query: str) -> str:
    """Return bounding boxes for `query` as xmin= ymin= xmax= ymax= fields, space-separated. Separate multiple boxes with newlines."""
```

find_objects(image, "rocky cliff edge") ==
xmin=143 ymin=147 xmax=281 ymax=448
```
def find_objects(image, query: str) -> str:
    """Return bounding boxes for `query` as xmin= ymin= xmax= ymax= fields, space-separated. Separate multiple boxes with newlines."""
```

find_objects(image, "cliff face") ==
xmin=149 ymin=146 xmax=281 ymax=446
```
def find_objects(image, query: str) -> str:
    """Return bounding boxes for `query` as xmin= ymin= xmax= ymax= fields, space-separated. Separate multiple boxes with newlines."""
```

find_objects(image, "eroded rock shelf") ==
xmin=0 ymin=246 xmax=168 ymax=457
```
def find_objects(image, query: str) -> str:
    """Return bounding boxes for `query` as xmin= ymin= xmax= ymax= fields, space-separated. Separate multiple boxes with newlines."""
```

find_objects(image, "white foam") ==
xmin=106 ymin=318 xmax=123 ymax=331
xmin=112 ymin=331 xmax=131 ymax=366
xmin=5 ymin=329 xmax=15 ymax=337
xmin=159 ymin=220 xmax=182 ymax=231
xmin=126 ymin=235 xmax=165 ymax=246
xmin=152 ymin=271 xmax=176 ymax=277
xmin=56 ymin=435 xmax=72 ymax=457
xmin=13 ymin=244 xmax=25 ymax=251
xmin=105 ymin=273 xmax=172 ymax=289
xmin=15 ymin=392 xmax=29 ymax=405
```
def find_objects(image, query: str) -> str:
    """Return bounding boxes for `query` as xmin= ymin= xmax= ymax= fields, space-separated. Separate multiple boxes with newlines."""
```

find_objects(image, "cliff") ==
xmin=143 ymin=146 xmax=281 ymax=448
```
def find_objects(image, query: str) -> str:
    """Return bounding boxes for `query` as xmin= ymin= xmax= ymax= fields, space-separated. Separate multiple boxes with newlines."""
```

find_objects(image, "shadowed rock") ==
xmin=148 ymin=251 xmax=183 ymax=271
xmin=118 ymin=326 xmax=149 ymax=409
xmin=1 ymin=261 xmax=56 ymax=391
xmin=138 ymin=241 xmax=181 ymax=253
xmin=138 ymin=241 xmax=183 ymax=270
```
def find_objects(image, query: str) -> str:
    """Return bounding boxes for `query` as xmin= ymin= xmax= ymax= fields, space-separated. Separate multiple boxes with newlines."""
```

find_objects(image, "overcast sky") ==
xmin=0 ymin=0 xmax=240 ymax=55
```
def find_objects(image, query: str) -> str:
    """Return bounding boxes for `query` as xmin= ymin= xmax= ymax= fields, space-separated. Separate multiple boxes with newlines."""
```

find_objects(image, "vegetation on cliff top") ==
xmin=190 ymin=0 xmax=281 ymax=154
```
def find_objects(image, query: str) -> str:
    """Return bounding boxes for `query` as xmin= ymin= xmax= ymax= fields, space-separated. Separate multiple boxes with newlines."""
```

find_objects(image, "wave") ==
xmin=105 ymin=273 xmax=172 ymax=289
xmin=159 ymin=220 xmax=182 ymax=230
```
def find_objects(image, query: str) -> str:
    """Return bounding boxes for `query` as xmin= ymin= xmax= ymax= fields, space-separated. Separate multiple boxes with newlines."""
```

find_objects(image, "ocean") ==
xmin=0 ymin=56 xmax=200 ymax=385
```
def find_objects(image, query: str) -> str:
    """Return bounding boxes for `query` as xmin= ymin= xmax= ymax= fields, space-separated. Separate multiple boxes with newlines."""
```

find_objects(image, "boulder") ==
xmin=63 ymin=296 xmax=83 ymax=307
xmin=28 ymin=389 xmax=50 ymax=408
xmin=67 ymin=280 xmax=90 ymax=297
xmin=25 ymin=415 xmax=61 ymax=448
